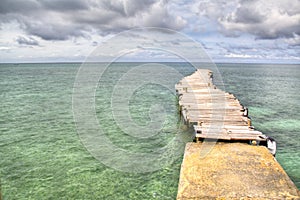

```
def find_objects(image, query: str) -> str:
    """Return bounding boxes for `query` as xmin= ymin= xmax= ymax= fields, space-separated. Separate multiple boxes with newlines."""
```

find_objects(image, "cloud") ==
xmin=41 ymin=0 xmax=89 ymax=11
xmin=0 ymin=0 xmax=186 ymax=41
xmin=0 ymin=0 xmax=40 ymax=14
xmin=16 ymin=36 xmax=39 ymax=46
xmin=0 ymin=47 xmax=11 ymax=50
xmin=22 ymin=20 xmax=87 ymax=41
xmin=100 ymin=0 xmax=156 ymax=17
xmin=141 ymin=0 xmax=186 ymax=30
xmin=224 ymin=53 xmax=259 ymax=59
xmin=0 ymin=0 xmax=299 ymax=63
xmin=219 ymin=0 xmax=300 ymax=40
xmin=285 ymin=34 xmax=300 ymax=46
xmin=197 ymin=0 xmax=300 ymax=41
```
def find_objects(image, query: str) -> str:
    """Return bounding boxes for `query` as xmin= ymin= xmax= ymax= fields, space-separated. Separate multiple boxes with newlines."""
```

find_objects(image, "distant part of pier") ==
xmin=176 ymin=69 xmax=300 ymax=199
xmin=175 ymin=69 xmax=266 ymax=143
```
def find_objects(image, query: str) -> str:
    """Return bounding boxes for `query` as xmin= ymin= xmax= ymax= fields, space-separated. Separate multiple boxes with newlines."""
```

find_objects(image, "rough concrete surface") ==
xmin=177 ymin=142 xmax=300 ymax=200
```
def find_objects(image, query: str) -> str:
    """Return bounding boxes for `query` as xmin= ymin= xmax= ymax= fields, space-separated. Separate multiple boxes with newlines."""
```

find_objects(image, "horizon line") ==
xmin=1 ymin=61 xmax=299 ymax=65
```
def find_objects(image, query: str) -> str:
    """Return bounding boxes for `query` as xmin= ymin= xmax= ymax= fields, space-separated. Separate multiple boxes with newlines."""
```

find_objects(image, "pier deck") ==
xmin=176 ymin=69 xmax=300 ymax=199
xmin=175 ymin=69 xmax=266 ymax=142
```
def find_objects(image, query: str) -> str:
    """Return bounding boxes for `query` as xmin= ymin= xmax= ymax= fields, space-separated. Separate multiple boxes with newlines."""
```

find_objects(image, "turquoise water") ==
xmin=218 ymin=63 xmax=300 ymax=188
xmin=0 ymin=63 xmax=299 ymax=199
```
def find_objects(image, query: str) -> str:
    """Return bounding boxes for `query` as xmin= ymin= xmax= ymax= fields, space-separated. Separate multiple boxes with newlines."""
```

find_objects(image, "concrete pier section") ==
xmin=177 ymin=142 xmax=300 ymax=199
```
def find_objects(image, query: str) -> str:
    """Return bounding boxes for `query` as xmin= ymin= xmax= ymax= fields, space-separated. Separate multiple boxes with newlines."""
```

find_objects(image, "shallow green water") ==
xmin=218 ymin=63 xmax=300 ymax=188
xmin=0 ymin=63 xmax=299 ymax=199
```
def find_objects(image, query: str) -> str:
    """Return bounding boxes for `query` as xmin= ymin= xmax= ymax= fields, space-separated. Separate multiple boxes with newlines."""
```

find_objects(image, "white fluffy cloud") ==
xmin=199 ymin=0 xmax=300 ymax=41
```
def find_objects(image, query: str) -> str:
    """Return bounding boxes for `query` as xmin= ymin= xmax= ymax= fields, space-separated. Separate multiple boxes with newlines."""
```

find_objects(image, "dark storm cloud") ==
xmin=16 ymin=36 xmax=39 ymax=46
xmin=23 ymin=22 xmax=87 ymax=41
xmin=0 ymin=0 xmax=88 ymax=14
xmin=0 ymin=0 xmax=40 ymax=14
xmin=40 ymin=0 xmax=89 ymax=11
xmin=0 ymin=0 xmax=185 ymax=41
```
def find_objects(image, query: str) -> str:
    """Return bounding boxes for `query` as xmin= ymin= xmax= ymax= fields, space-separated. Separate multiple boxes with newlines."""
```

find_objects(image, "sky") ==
xmin=0 ymin=0 xmax=299 ymax=63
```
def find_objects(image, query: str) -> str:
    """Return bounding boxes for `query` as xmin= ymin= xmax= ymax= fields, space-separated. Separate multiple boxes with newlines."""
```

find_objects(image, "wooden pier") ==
xmin=176 ymin=69 xmax=300 ymax=199
xmin=175 ymin=69 xmax=266 ymax=142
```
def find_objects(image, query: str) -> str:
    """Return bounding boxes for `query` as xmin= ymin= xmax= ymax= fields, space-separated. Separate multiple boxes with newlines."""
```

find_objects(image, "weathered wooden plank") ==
xmin=187 ymin=113 xmax=244 ymax=117
xmin=200 ymin=125 xmax=254 ymax=130
xmin=194 ymin=126 xmax=262 ymax=135
xmin=180 ymin=106 xmax=244 ymax=111
xmin=195 ymin=133 xmax=264 ymax=141
xmin=187 ymin=118 xmax=248 ymax=123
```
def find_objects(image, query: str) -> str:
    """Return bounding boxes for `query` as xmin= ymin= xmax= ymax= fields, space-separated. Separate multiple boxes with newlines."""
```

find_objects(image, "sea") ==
xmin=0 ymin=62 xmax=299 ymax=199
